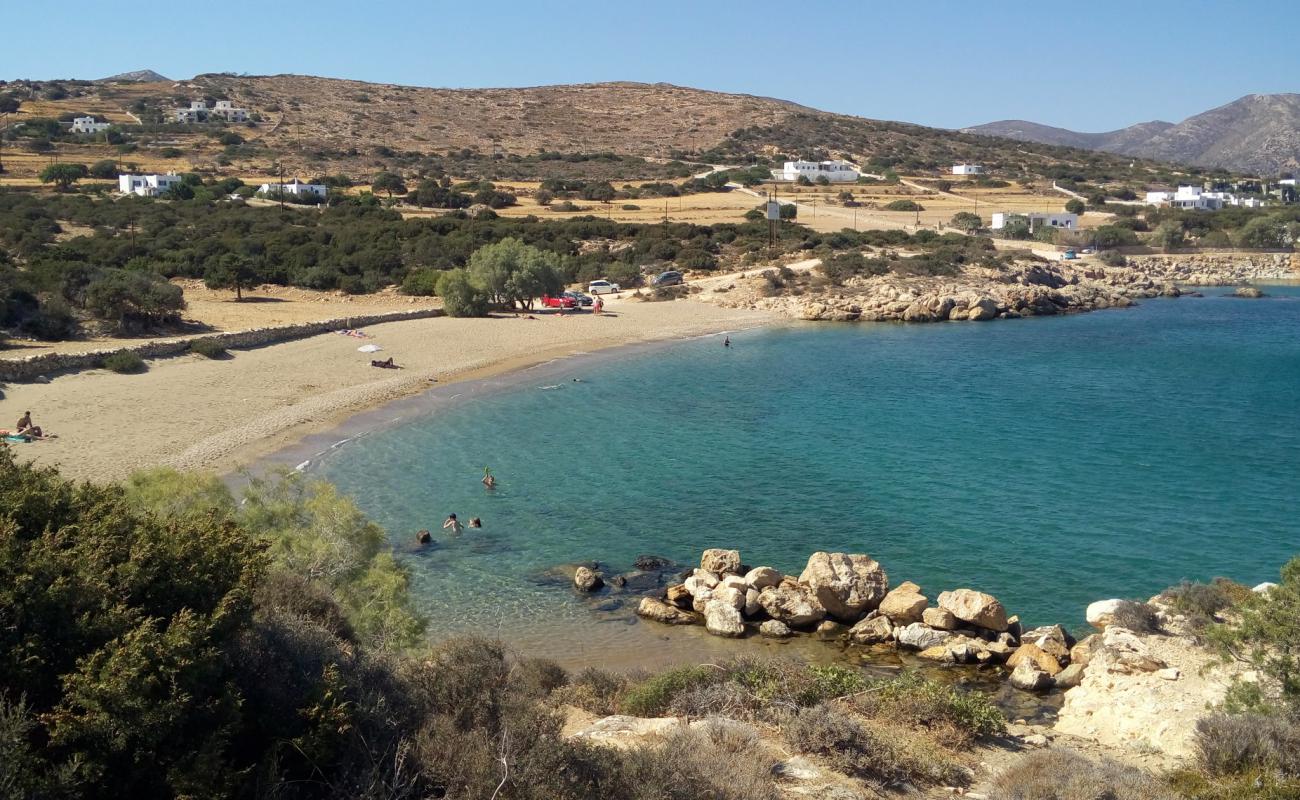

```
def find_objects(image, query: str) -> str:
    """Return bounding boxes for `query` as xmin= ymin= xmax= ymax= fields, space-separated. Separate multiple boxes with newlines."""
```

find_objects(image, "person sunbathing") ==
xmin=13 ymin=411 xmax=48 ymax=439
xmin=370 ymin=357 xmax=400 ymax=369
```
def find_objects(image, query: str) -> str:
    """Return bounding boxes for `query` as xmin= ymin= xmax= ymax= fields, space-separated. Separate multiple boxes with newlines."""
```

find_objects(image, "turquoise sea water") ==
xmin=314 ymin=286 xmax=1300 ymax=656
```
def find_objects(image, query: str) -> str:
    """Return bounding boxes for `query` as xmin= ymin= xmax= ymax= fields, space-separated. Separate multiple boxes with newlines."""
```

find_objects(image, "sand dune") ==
xmin=2 ymin=296 xmax=771 ymax=481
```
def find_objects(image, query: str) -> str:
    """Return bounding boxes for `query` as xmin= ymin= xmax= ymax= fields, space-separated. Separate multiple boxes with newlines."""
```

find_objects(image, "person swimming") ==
xmin=442 ymin=514 xmax=463 ymax=534
xmin=416 ymin=529 xmax=432 ymax=544
xmin=723 ymin=336 xmax=731 ymax=348
xmin=482 ymin=467 xmax=496 ymax=489
xmin=469 ymin=517 xmax=482 ymax=528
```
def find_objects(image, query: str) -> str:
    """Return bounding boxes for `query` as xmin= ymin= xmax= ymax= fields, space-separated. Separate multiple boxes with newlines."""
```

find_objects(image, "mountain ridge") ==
xmin=965 ymin=94 xmax=1300 ymax=175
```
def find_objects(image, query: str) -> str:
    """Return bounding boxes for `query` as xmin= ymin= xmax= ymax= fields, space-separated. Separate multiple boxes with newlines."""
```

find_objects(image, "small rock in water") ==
xmin=760 ymin=619 xmax=793 ymax=638
xmin=700 ymin=548 xmax=742 ymax=575
xmin=634 ymin=554 xmax=675 ymax=571
xmin=1233 ymin=285 xmax=1264 ymax=298
xmin=573 ymin=566 xmax=603 ymax=592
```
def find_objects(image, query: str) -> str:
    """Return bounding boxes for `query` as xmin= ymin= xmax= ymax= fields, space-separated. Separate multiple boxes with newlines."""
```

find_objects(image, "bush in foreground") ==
xmin=990 ymin=749 xmax=1179 ymax=800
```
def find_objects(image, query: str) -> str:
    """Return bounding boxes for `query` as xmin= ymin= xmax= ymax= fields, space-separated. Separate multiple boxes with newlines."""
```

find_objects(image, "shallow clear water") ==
xmin=314 ymin=286 xmax=1300 ymax=657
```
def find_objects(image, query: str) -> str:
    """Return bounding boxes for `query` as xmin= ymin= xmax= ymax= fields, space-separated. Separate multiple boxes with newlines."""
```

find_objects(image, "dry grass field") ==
xmin=0 ymin=280 xmax=440 ymax=360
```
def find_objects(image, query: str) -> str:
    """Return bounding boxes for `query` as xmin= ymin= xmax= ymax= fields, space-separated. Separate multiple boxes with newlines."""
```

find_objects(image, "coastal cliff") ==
xmin=700 ymin=252 xmax=1296 ymax=323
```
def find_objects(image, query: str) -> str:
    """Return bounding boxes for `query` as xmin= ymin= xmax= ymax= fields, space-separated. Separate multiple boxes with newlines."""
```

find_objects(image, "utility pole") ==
xmin=277 ymin=162 xmax=285 ymax=210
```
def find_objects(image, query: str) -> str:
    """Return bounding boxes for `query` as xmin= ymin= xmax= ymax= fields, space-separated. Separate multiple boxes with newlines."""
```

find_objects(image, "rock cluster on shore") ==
xmin=636 ymin=548 xmax=1087 ymax=691
xmin=707 ymin=253 xmax=1295 ymax=324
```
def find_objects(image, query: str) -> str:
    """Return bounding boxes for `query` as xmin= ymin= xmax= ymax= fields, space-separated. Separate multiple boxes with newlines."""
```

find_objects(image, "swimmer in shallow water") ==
xmin=469 ymin=517 xmax=482 ymax=528
xmin=482 ymin=467 xmax=496 ymax=489
xmin=442 ymin=514 xmax=463 ymax=534
xmin=416 ymin=529 xmax=432 ymax=544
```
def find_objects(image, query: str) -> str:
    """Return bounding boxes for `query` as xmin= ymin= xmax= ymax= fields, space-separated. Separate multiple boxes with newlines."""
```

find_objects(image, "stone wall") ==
xmin=0 ymin=308 xmax=443 ymax=383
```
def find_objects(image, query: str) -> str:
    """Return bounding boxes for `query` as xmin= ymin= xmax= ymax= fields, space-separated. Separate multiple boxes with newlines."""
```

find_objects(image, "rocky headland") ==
xmin=558 ymin=546 xmax=1268 ymax=774
xmin=701 ymin=252 xmax=1297 ymax=323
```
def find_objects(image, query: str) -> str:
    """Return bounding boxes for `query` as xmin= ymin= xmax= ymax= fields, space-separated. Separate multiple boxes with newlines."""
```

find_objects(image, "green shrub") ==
xmin=188 ymin=338 xmax=226 ymax=358
xmin=625 ymin=724 xmax=780 ymax=800
xmin=102 ymin=349 xmax=146 ymax=373
xmin=400 ymin=267 xmax=440 ymax=296
xmin=1166 ymin=767 xmax=1300 ymax=800
xmin=885 ymin=199 xmax=924 ymax=211
xmin=990 ymin=749 xmax=1178 ymax=799
xmin=620 ymin=665 xmax=720 ymax=716
xmin=435 ymin=268 xmax=489 ymax=317
xmin=854 ymin=673 xmax=1006 ymax=746
xmin=1163 ymin=578 xmax=1251 ymax=628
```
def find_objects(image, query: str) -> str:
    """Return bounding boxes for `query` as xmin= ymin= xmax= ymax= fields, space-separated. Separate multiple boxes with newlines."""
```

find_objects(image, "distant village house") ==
xmin=1146 ymin=185 xmax=1263 ymax=210
xmin=952 ymin=164 xmax=985 ymax=175
xmin=257 ymin=179 xmax=328 ymax=199
xmin=990 ymin=211 xmax=1078 ymax=231
xmin=775 ymin=159 xmax=860 ymax=183
xmin=70 ymin=116 xmax=111 ymax=134
xmin=118 ymin=173 xmax=184 ymax=197
xmin=175 ymin=99 xmax=249 ymax=123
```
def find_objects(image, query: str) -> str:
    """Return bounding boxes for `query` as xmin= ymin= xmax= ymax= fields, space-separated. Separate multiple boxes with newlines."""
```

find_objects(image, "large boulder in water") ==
xmin=636 ymin=597 xmax=702 ymax=626
xmin=938 ymin=588 xmax=1009 ymax=632
xmin=700 ymin=548 xmax=742 ymax=575
xmin=878 ymin=581 xmax=928 ymax=625
xmin=798 ymin=552 xmax=889 ymax=621
xmin=758 ymin=580 xmax=826 ymax=627
xmin=634 ymin=554 xmax=675 ymax=571
xmin=704 ymin=599 xmax=745 ymax=637
xmin=849 ymin=614 xmax=893 ymax=644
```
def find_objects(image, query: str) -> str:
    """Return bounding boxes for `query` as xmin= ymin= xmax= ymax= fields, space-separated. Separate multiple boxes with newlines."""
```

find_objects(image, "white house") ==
xmin=118 ymin=173 xmax=184 ymax=197
xmin=1145 ymin=190 xmax=1175 ymax=205
xmin=1170 ymin=185 xmax=1223 ymax=211
xmin=210 ymin=100 xmax=248 ymax=122
xmin=952 ymin=164 xmax=985 ymax=175
xmin=990 ymin=211 xmax=1078 ymax=231
xmin=257 ymin=178 xmax=328 ymax=199
xmin=1279 ymin=178 xmax=1297 ymax=186
xmin=176 ymin=99 xmax=248 ymax=123
xmin=778 ymin=159 xmax=859 ymax=183
xmin=70 ymin=116 xmax=111 ymax=134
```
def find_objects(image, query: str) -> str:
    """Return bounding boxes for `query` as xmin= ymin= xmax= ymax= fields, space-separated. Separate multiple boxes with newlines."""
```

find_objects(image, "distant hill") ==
xmin=965 ymin=94 xmax=1300 ymax=176
xmin=99 ymin=69 xmax=170 ymax=83
xmin=183 ymin=73 xmax=1172 ymax=180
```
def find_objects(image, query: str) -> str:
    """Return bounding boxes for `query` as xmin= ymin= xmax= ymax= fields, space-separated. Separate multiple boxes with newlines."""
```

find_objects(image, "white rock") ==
xmin=1086 ymin=599 xmax=1125 ymax=629
xmin=938 ymin=588 xmax=1009 ymax=632
xmin=1253 ymin=582 xmax=1278 ymax=594
xmin=760 ymin=619 xmax=793 ymax=638
xmin=714 ymin=585 xmax=746 ymax=612
xmin=798 ymin=552 xmax=889 ymax=621
xmin=719 ymin=575 xmax=748 ymax=592
xmin=744 ymin=566 xmax=783 ymax=590
xmin=704 ymin=599 xmax=745 ymax=637
xmin=896 ymin=622 xmax=951 ymax=651
xmin=701 ymin=548 xmax=741 ymax=574
xmin=744 ymin=587 xmax=762 ymax=617
xmin=570 ymin=715 xmax=682 ymax=749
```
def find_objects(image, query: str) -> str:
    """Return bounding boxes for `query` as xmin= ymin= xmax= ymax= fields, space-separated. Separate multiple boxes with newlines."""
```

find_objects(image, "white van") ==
xmin=587 ymin=280 xmax=621 ymax=295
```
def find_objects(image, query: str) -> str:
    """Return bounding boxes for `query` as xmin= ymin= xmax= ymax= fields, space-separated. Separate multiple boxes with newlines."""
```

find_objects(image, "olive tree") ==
xmin=39 ymin=162 xmax=88 ymax=191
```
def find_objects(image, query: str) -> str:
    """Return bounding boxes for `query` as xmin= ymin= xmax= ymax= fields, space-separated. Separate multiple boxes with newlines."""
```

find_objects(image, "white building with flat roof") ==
xmin=952 ymin=164 xmax=985 ymax=175
xmin=70 ymin=116 xmax=111 ymax=134
xmin=990 ymin=211 xmax=1078 ymax=231
xmin=176 ymin=99 xmax=248 ymax=123
xmin=118 ymin=173 xmax=184 ymax=197
xmin=257 ymin=178 xmax=328 ymax=199
xmin=1171 ymin=185 xmax=1223 ymax=211
xmin=778 ymin=159 xmax=859 ymax=183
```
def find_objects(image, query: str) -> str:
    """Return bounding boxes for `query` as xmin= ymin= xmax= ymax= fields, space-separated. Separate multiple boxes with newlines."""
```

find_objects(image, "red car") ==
xmin=541 ymin=294 xmax=578 ymax=309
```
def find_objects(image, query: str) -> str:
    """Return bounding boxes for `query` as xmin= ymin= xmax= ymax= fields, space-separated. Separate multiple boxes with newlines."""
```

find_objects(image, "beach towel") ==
xmin=357 ymin=344 xmax=383 ymax=353
xmin=336 ymin=329 xmax=371 ymax=338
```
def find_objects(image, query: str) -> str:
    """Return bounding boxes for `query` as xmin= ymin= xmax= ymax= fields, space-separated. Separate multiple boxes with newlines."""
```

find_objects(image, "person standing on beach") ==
xmin=442 ymin=514 xmax=463 ymax=534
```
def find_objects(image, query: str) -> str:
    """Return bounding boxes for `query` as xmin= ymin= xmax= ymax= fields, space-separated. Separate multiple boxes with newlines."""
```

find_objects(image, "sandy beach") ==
xmin=1 ymin=295 xmax=772 ymax=482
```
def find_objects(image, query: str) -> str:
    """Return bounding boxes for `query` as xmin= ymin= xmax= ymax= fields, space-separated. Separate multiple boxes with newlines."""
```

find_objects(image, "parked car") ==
xmin=541 ymin=293 xmax=578 ymax=309
xmin=563 ymin=291 xmax=594 ymax=307
xmin=588 ymin=280 xmax=621 ymax=295
xmin=652 ymin=270 xmax=684 ymax=287
xmin=1061 ymin=249 xmax=1078 ymax=260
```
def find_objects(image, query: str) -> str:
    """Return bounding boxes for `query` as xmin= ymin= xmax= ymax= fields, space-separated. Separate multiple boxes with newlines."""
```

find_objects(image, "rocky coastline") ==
xmin=562 ymin=546 xmax=1264 ymax=767
xmin=703 ymin=252 xmax=1297 ymax=323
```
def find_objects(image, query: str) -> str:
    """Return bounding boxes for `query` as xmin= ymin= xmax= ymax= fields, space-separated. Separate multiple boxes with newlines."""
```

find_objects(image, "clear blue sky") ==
xmin=3 ymin=0 xmax=1297 ymax=131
